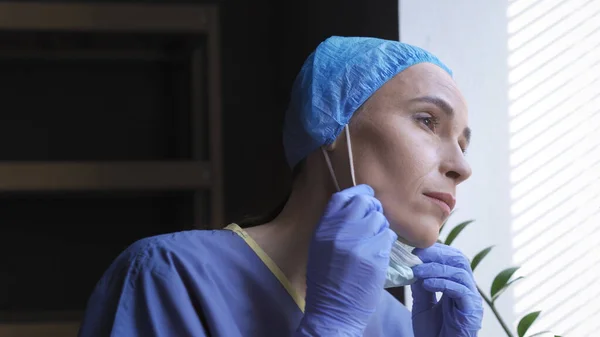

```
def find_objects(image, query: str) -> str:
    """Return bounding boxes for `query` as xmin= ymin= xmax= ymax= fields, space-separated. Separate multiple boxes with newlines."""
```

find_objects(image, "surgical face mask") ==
xmin=321 ymin=125 xmax=423 ymax=288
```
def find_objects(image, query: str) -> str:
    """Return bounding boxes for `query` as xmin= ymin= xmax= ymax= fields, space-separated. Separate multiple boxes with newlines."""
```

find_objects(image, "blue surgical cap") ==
xmin=282 ymin=36 xmax=453 ymax=168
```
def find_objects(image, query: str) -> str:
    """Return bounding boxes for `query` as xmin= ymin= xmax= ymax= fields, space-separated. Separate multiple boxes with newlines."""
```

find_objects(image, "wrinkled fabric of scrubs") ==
xmin=283 ymin=36 xmax=452 ymax=169
xmin=77 ymin=227 xmax=414 ymax=337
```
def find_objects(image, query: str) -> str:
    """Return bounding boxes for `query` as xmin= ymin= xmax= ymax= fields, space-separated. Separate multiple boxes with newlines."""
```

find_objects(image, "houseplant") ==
xmin=438 ymin=217 xmax=561 ymax=337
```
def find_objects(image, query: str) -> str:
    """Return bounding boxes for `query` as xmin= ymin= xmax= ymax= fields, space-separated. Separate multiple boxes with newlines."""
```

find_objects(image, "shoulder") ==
xmin=86 ymin=228 xmax=244 ymax=301
xmin=107 ymin=228 xmax=240 ymax=280
xmin=79 ymin=229 xmax=242 ymax=336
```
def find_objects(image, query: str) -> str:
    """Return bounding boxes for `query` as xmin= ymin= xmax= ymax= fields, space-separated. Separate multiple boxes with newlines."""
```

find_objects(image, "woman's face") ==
xmin=326 ymin=63 xmax=472 ymax=248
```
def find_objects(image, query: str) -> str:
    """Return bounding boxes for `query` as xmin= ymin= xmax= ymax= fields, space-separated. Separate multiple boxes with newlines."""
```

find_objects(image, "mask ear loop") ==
xmin=321 ymin=124 xmax=356 ymax=192
xmin=345 ymin=125 xmax=357 ymax=187
xmin=321 ymin=146 xmax=341 ymax=192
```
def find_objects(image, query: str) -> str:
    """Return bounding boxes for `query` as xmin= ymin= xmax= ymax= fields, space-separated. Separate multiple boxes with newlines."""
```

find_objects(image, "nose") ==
xmin=441 ymin=145 xmax=472 ymax=184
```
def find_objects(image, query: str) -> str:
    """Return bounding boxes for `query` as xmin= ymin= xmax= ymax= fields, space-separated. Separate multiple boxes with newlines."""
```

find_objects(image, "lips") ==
xmin=423 ymin=192 xmax=456 ymax=215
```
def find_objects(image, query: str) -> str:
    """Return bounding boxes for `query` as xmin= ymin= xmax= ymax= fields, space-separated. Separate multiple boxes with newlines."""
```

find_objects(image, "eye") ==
xmin=459 ymin=140 xmax=469 ymax=156
xmin=415 ymin=113 xmax=439 ymax=132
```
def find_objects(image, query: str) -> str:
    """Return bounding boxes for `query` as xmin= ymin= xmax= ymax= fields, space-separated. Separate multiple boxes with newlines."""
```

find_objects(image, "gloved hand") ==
xmin=295 ymin=184 xmax=397 ymax=337
xmin=411 ymin=243 xmax=484 ymax=337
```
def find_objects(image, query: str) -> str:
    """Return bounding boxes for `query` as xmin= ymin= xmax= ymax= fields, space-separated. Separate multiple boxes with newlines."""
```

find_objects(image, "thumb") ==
xmin=410 ymin=279 xmax=437 ymax=315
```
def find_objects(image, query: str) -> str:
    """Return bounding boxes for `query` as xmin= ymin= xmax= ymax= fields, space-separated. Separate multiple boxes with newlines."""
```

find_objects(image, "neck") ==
xmin=244 ymin=163 xmax=332 ymax=300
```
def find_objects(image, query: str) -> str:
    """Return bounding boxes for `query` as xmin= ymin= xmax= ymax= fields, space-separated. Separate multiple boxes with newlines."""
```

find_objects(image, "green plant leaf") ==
xmin=471 ymin=245 xmax=494 ymax=272
xmin=444 ymin=220 xmax=474 ymax=246
xmin=493 ymin=276 xmax=525 ymax=302
xmin=517 ymin=311 xmax=541 ymax=337
xmin=491 ymin=266 xmax=520 ymax=301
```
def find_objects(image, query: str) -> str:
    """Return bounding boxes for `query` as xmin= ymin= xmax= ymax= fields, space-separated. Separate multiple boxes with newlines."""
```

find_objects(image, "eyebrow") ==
xmin=409 ymin=95 xmax=471 ymax=146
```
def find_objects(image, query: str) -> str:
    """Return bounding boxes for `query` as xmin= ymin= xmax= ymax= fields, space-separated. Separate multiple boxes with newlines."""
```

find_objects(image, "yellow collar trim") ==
xmin=224 ymin=223 xmax=306 ymax=312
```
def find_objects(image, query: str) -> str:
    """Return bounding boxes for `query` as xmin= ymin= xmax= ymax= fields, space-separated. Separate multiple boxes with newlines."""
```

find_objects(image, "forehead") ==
xmin=374 ymin=63 xmax=468 ymax=117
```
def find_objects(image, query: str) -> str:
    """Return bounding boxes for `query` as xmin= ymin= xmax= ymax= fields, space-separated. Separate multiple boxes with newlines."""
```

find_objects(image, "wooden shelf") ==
xmin=0 ymin=311 xmax=81 ymax=336
xmin=0 ymin=322 xmax=79 ymax=337
xmin=0 ymin=161 xmax=212 ymax=192
xmin=0 ymin=310 xmax=82 ymax=323
xmin=0 ymin=1 xmax=223 ymax=332
xmin=0 ymin=2 xmax=213 ymax=33
xmin=0 ymin=50 xmax=175 ymax=61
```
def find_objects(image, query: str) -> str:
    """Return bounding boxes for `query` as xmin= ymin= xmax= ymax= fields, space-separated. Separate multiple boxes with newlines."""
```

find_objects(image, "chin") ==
xmin=409 ymin=233 xmax=440 ymax=248
xmin=390 ymin=215 xmax=441 ymax=248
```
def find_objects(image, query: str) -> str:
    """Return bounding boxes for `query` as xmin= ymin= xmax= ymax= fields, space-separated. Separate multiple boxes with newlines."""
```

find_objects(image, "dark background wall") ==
xmin=222 ymin=0 xmax=400 ymax=222
xmin=0 ymin=0 xmax=400 ymax=318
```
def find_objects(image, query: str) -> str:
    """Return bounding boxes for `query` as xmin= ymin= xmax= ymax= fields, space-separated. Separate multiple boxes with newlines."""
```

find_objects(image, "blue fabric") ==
xmin=283 ymin=36 xmax=452 ymax=168
xmin=78 ymin=228 xmax=414 ymax=337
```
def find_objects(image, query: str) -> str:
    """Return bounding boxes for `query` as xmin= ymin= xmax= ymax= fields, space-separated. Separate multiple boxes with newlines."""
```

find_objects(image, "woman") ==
xmin=78 ymin=36 xmax=483 ymax=336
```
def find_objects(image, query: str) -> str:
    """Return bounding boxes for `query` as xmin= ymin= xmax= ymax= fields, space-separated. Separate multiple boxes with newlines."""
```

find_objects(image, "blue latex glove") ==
xmin=411 ymin=243 xmax=484 ymax=337
xmin=295 ymin=184 xmax=397 ymax=337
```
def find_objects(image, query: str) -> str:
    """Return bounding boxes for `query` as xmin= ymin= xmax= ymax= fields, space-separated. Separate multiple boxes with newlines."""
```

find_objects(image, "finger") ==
xmin=422 ymin=278 xmax=482 ymax=314
xmin=344 ymin=227 xmax=396 ymax=285
xmin=412 ymin=263 xmax=477 ymax=292
xmin=328 ymin=193 xmax=382 ymax=222
xmin=410 ymin=279 xmax=438 ymax=315
xmin=326 ymin=208 xmax=389 ymax=242
xmin=363 ymin=227 xmax=397 ymax=261
xmin=356 ymin=210 xmax=390 ymax=238
xmin=327 ymin=184 xmax=376 ymax=214
xmin=412 ymin=243 xmax=472 ymax=274
xmin=380 ymin=227 xmax=398 ymax=248
xmin=346 ymin=194 xmax=383 ymax=219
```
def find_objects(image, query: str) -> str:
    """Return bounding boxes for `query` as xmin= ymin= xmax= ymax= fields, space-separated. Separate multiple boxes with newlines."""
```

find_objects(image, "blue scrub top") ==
xmin=78 ymin=224 xmax=414 ymax=336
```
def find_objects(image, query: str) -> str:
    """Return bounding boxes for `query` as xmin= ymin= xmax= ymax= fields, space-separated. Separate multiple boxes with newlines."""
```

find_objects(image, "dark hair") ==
xmin=236 ymin=159 xmax=306 ymax=228
xmin=237 ymin=102 xmax=370 ymax=228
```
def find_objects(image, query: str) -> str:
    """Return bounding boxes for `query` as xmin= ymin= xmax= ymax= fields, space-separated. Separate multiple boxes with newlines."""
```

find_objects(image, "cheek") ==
xmin=353 ymin=125 xmax=442 ymax=247
xmin=354 ymin=119 xmax=438 ymax=185
xmin=373 ymin=128 xmax=439 ymax=194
